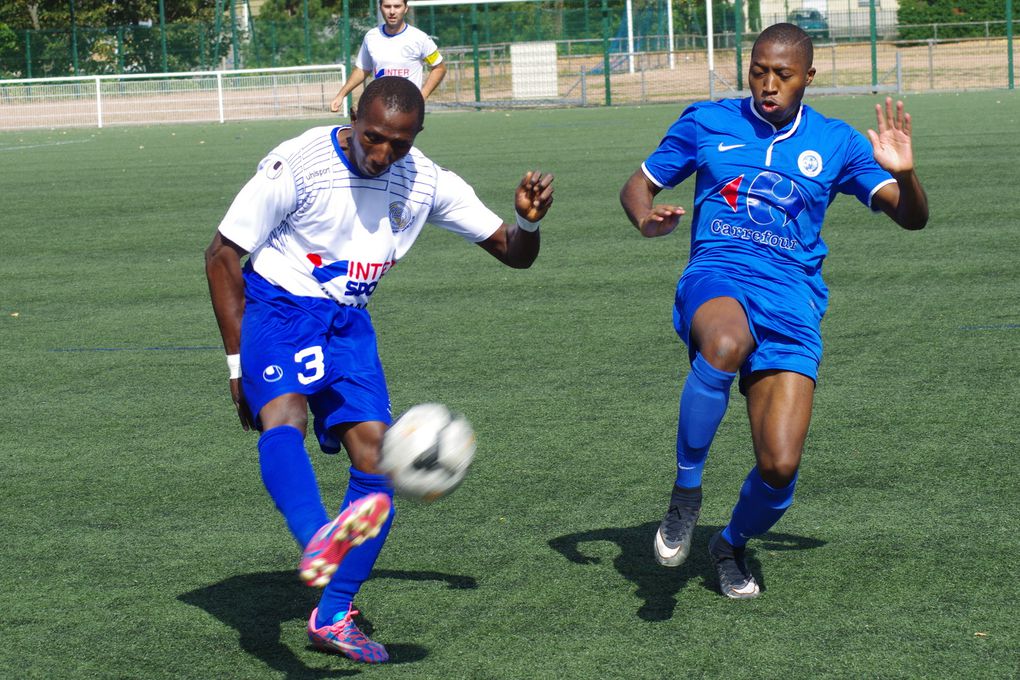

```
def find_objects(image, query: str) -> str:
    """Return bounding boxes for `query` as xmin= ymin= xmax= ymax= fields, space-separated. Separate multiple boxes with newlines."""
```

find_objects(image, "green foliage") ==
xmin=0 ymin=0 xmax=228 ymax=76
xmin=898 ymin=0 xmax=1011 ymax=40
xmin=747 ymin=0 xmax=762 ymax=32
xmin=406 ymin=0 xmax=740 ymax=53
xmin=240 ymin=0 xmax=354 ymax=68
xmin=0 ymin=23 xmax=19 ymax=72
xmin=0 ymin=0 xmax=214 ymax=30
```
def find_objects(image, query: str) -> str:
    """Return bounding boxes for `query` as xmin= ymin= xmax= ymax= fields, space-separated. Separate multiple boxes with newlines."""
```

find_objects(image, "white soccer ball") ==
xmin=379 ymin=403 xmax=476 ymax=502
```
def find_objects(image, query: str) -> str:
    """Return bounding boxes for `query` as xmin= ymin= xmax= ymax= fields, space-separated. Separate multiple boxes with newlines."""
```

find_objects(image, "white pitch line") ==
xmin=0 ymin=137 xmax=95 ymax=150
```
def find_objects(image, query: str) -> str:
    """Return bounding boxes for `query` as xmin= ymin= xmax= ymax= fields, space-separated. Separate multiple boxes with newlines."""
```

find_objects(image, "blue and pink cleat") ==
xmin=298 ymin=493 xmax=392 ymax=588
xmin=308 ymin=606 xmax=389 ymax=663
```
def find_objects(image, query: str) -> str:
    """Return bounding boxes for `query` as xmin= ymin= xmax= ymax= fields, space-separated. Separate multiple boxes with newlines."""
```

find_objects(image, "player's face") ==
xmin=748 ymin=40 xmax=815 ymax=128
xmin=349 ymin=98 xmax=422 ymax=177
xmin=379 ymin=0 xmax=408 ymax=31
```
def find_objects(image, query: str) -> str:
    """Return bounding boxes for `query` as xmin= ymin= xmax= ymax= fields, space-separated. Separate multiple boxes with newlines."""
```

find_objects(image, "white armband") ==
xmin=515 ymin=212 xmax=540 ymax=233
xmin=226 ymin=354 xmax=242 ymax=379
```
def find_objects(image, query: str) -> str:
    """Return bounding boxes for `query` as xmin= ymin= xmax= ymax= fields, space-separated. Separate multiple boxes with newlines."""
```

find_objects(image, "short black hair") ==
xmin=753 ymin=22 xmax=814 ymax=69
xmin=356 ymin=76 xmax=425 ymax=128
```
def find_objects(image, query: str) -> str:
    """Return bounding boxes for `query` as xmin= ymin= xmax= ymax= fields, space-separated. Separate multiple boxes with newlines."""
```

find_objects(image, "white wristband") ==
xmin=515 ymin=212 xmax=540 ymax=233
xmin=226 ymin=354 xmax=242 ymax=379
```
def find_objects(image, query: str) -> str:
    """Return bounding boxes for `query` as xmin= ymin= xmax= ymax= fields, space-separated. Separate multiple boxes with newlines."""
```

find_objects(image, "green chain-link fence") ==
xmin=1 ymin=0 xmax=1014 ymax=102
xmin=0 ymin=0 xmax=897 ymax=79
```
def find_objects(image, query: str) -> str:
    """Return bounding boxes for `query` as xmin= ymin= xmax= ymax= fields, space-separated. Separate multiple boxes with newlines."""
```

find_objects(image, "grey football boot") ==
xmin=653 ymin=485 xmax=702 ymax=567
xmin=708 ymin=530 xmax=761 ymax=599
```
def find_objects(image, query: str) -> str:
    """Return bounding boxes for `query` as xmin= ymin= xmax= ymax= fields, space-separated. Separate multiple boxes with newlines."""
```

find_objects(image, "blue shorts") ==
xmin=240 ymin=269 xmax=392 ymax=451
xmin=672 ymin=269 xmax=823 ymax=383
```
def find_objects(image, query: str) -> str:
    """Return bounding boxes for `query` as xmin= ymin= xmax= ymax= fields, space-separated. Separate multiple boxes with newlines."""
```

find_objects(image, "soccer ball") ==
xmin=379 ymin=403 xmax=476 ymax=502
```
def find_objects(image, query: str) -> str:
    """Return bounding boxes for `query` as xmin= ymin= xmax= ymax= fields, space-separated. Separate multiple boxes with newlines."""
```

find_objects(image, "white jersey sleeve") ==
xmin=422 ymin=34 xmax=442 ymax=66
xmin=217 ymin=155 xmax=298 ymax=252
xmin=428 ymin=168 xmax=503 ymax=243
xmin=354 ymin=36 xmax=371 ymax=72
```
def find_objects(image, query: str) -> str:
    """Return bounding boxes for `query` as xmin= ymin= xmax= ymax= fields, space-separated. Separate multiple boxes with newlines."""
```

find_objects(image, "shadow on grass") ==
xmin=549 ymin=522 xmax=825 ymax=622
xmin=179 ymin=569 xmax=477 ymax=677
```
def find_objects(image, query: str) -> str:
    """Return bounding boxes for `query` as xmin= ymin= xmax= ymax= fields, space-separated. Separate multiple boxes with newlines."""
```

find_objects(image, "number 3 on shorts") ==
xmin=294 ymin=346 xmax=325 ymax=385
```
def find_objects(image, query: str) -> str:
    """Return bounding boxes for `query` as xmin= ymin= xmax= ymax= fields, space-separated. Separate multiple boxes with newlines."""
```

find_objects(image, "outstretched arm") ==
xmin=204 ymin=232 xmax=256 ymax=431
xmin=330 ymin=67 xmax=369 ymax=114
xmin=421 ymin=62 xmax=447 ymax=100
xmin=868 ymin=97 xmax=929 ymax=230
xmin=478 ymin=171 xmax=555 ymax=268
xmin=620 ymin=168 xmax=686 ymax=238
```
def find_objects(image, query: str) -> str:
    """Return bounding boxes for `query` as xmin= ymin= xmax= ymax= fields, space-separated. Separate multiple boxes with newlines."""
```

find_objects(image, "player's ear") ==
xmin=349 ymin=107 xmax=358 ymax=124
xmin=805 ymin=66 xmax=816 ymax=86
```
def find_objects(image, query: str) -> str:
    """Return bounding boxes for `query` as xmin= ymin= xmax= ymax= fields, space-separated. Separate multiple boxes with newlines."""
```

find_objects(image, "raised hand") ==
xmin=514 ymin=170 xmax=555 ymax=223
xmin=867 ymin=97 xmax=915 ymax=174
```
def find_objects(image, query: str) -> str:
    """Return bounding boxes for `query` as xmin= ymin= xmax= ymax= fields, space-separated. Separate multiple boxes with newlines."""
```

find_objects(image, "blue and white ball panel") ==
xmin=240 ymin=269 xmax=391 ymax=429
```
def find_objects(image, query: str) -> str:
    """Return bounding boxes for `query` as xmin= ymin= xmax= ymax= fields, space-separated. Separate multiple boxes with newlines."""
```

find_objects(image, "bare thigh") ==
xmin=743 ymin=370 xmax=815 ymax=487
xmin=335 ymin=421 xmax=387 ymax=474
xmin=259 ymin=393 xmax=310 ymax=433
xmin=690 ymin=296 xmax=756 ymax=373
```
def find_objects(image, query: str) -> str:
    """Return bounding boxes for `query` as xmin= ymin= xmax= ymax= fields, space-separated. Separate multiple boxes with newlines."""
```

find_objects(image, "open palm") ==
xmin=867 ymin=97 xmax=915 ymax=173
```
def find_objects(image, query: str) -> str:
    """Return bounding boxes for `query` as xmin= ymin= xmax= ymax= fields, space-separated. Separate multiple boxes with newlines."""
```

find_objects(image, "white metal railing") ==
xmin=0 ymin=64 xmax=346 ymax=130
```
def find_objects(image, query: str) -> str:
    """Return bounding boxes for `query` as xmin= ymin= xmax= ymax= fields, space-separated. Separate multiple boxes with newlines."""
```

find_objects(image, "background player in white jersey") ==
xmin=205 ymin=76 xmax=553 ymax=663
xmin=330 ymin=0 xmax=447 ymax=113
xmin=620 ymin=24 xmax=928 ymax=599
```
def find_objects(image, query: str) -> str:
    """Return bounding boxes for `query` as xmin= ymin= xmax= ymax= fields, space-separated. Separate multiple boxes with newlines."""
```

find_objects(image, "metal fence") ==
xmin=420 ymin=31 xmax=1014 ymax=110
xmin=0 ymin=6 xmax=1014 ymax=121
xmin=2 ymin=3 xmax=1015 ymax=80
xmin=0 ymin=64 xmax=345 ymax=130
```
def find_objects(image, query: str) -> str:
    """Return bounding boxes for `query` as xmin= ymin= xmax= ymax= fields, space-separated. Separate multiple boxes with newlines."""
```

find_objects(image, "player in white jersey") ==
xmin=205 ymin=77 xmax=553 ymax=664
xmin=330 ymin=0 xmax=447 ymax=113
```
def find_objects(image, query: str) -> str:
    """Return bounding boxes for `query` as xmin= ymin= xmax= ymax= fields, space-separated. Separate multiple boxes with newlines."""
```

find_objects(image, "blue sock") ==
xmin=721 ymin=467 xmax=798 ymax=548
xmin=676 ymin=353 xmax=736 ymax=488
xmin=258 ymin=425 xmax=329 ymax=549
xmin=315 ymin=467 xmax=395 ymax=628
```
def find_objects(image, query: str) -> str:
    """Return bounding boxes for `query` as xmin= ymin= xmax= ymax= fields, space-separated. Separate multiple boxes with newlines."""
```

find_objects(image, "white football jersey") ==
xmin=356 ymin=24 xmax=442 ymax=89
xmin=217 ymin=126 xmax=502 ymax=307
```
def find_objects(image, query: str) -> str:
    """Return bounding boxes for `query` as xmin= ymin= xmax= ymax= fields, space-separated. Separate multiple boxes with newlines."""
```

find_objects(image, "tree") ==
xmin=898 ymin=0 xmax=1010 ymax=40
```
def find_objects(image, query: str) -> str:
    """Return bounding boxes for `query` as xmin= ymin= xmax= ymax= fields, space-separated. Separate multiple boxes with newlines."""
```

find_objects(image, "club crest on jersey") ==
xmin=798 ymin=150 xmax=823 ymax=177
xmin=389 ymin=201 xmax=412 ymax=233
xmin=261 ymin=159 xmax=284 ymax=180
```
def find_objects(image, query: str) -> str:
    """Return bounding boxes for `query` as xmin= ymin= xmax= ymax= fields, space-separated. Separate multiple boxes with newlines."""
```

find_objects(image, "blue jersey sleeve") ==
xmin=832 ymin=127 xmax=894 ymax=210
xmin=642 ymin=105 xmax=699 ymax=189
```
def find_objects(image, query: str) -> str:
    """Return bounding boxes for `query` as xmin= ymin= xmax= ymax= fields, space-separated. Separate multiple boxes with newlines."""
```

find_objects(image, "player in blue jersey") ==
xmin=620 ymin=23 xmax=928 ymax=599
xmin=205 ymin=76 xmax=554 ymax=662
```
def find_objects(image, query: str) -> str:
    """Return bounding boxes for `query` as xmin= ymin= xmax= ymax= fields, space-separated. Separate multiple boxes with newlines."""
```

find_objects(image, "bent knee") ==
xmin=757 ymin=459 xmax=800 ymax=488
xmin=699 ymin=335 xmax=753 ymax=373
xmin=339 ymin=422 xmax=386 ymax=474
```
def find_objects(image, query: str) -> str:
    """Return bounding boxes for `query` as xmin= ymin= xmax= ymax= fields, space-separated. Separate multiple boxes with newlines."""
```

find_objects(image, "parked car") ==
xmin=788 ymin=9 xmax=830 ymax=41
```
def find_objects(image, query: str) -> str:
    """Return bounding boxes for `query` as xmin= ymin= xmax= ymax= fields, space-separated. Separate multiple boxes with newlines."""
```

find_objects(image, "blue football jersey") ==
xmin=642 ymin=97 xmax=894 ymax=316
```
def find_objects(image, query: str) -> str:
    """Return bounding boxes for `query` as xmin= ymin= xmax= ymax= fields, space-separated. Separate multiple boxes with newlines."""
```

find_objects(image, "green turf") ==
xmin=1 ymin=91 xmax=1018 ymax=678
